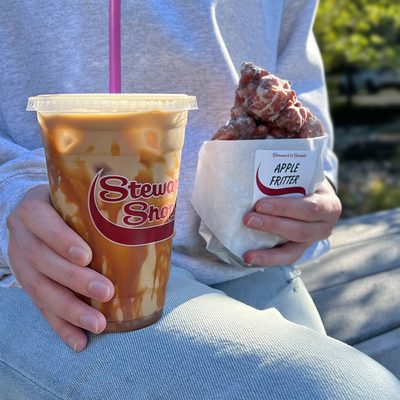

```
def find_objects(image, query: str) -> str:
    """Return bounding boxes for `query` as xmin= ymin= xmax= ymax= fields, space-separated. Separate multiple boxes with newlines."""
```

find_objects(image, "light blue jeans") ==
xmin=1 ymin=266 xmax=399 ymax=400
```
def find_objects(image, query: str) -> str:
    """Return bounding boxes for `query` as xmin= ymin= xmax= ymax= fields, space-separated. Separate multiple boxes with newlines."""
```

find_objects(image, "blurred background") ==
xmin=314 ymin=0 xmax=400 ymax=218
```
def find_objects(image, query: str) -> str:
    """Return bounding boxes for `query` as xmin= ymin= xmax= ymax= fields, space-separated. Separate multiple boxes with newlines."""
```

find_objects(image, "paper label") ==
xmin=252 ymin=150 xmax=318 ymax=204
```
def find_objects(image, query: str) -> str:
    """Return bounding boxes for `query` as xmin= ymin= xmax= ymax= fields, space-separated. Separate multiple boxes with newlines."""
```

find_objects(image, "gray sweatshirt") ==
xmin=0 ymin=0 xmax=337 ymax=287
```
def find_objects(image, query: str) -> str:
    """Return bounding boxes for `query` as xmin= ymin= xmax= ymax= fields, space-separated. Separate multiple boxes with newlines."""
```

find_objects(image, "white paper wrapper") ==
xmin=191 ymin=135 xmax=328 ymax=268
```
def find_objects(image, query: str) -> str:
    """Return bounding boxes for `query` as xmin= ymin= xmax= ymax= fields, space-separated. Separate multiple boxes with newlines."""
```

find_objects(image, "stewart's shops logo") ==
xmin=88 ymin=170 xmax=177 ymax=246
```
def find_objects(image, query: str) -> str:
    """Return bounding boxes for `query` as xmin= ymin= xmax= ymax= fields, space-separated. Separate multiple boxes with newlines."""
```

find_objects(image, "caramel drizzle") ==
xmin=39 ymin=111 xmax=186 ymax=326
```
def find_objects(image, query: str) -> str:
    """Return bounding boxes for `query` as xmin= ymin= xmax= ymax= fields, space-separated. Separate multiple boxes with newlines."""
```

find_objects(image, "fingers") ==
xmin=18 ymin=253 xmax=106 ymax=350
xmin=36 ymin=305 xmax=88 ymax=352
xmin=255 ymin=197 xmax=325 ymax=222
xmin=244 ymin=178 xmax=342 ymax=242
xmin=16 ymin=185 xmax=92 ymax=266
xmin=243 ymin=241 xmax=311 ymax=267
xmin=9 ymin=224 xmax=107 ymax=333
xmin=29 ymin=234 xmax=113 ymax=302
xmin=29 ymin=272 xmax=107 ymax=335
xmin=7 ymin=185 xmax=110 ymax=352
xmin=10 ymin=186 xmax=113 ymax=302
xmin=243 ymin=212 xmax=332 ymax=242
xmin=242 ymin=179 xmax=342 ymax=267
xmin=254 ymin=179 xmax=342 ymax=224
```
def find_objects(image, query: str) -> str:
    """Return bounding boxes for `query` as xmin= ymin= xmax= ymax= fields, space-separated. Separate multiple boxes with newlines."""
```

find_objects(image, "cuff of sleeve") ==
xmin=0 ymin=269 xmax=21 ymax=288
xmin=294 ymin=239 xmax=330 ymax=266
xmin=325 ymin=174 xmax=337 ymax=193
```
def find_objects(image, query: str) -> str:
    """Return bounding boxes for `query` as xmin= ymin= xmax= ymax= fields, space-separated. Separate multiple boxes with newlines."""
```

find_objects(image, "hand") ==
xmin=242 ymin=178 xmax=342 ymax=266
xmin=7 ymin=185 xmax=114 ymax=352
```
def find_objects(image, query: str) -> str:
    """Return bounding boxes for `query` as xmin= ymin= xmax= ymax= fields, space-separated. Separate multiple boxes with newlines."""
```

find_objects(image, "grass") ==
xmin=331 ymin=99 xmax=400 ymax=217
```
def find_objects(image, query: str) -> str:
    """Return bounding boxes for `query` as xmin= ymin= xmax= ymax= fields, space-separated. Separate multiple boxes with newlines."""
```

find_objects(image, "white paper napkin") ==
xmin=191 ymin=135 xmax=328 ymax=267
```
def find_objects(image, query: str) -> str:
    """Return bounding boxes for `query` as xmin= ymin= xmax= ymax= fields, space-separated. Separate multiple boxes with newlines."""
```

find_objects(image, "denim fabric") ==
xmin=213 ymin=266 xmax=326 ymax=334
xmin=1 ymin=266 xmax=399 ymax=400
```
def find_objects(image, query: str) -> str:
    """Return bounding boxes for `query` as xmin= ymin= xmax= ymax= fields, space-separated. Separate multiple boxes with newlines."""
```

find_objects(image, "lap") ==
xmin=212 ymin=266 xmax=326 ymax=333
xmin=1 ymin=267 xmax=399 ymax=400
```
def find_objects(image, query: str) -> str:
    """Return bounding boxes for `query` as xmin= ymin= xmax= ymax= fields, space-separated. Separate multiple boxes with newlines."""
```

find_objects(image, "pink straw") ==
xmin=109 ymin=0 xmax=121 ymax=93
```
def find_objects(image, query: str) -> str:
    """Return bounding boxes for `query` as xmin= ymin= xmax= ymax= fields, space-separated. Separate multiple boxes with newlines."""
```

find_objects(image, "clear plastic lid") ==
xmin=27 ymin=93 xmax=198 ymax=113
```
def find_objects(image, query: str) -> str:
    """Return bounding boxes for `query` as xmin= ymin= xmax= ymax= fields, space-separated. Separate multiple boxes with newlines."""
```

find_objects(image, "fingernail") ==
xmin=66 ymin=336 xmax=81 ymax=352
xmin=68 ymin=246 xmax=91 ymax=265
xmin=250 ymin=257 xmax=262 ymax=266
xmin=88 ymin=280 xmax=112 ymax=300
xmin=247 ymin=216 xmax=263 ymax=228
xmin=79 ymin=314 xmax=99 ymax=333
xmin=257 ymin=202 xmax=273 ymax=213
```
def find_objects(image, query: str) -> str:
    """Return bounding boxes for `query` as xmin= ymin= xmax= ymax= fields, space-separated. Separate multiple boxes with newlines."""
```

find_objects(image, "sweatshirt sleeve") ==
xmin=276 ymin=0 xmax=338 ymax=189
xmin=0 ymin=135 xmax=48 ymax=287
xmin=272 ymin=0 xmax=338 ymax=265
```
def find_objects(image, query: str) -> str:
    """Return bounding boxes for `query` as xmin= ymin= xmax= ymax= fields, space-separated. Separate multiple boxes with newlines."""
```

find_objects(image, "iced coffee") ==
xmin=27 ymin=94 xmax=197 ymax=332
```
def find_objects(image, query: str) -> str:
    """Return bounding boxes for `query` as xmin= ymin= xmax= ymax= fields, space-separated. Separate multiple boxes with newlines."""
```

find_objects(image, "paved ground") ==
xmin=300 ymin=207 xmax=400 ymax=378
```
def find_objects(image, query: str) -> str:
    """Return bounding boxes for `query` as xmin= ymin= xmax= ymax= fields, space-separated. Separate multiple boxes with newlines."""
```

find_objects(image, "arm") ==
xmin=275 ymin=0 xmax=337 ymax=187
xmin=243 ymin=0 xmax=341 ymax=266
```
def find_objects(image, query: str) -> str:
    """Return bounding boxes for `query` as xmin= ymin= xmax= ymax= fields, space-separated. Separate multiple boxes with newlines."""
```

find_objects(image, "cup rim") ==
xmin=26 ymin=93 xmax=198 ymax=113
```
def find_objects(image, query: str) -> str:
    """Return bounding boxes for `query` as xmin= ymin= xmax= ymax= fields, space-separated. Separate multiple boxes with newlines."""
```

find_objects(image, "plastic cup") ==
xmin=27 ymin=94 xmax=197 ymax=332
